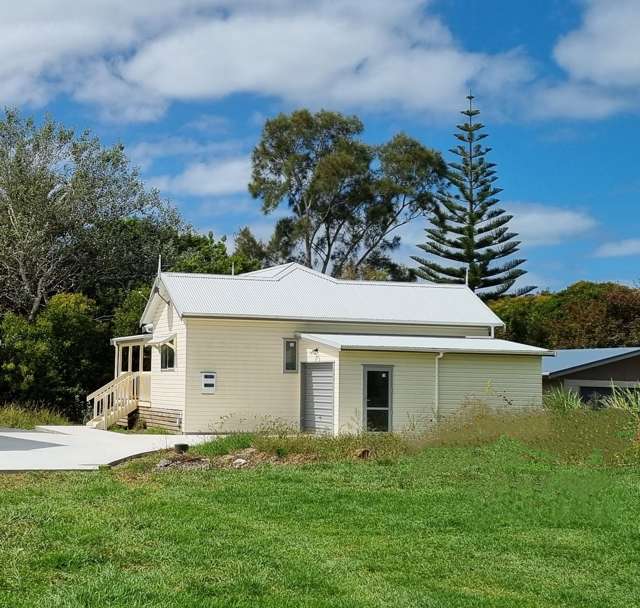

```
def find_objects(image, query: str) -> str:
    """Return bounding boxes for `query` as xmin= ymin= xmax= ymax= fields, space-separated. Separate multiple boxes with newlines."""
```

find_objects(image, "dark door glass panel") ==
xmin=366 ymin=370 xmax=389 ymax=408
xmin=367 ymin=409 xmax=389 ymax=432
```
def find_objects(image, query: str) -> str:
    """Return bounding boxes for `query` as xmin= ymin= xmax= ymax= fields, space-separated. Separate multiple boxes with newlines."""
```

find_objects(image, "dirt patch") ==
xmin=155 ymin=447 xmax=318 ymax=471
xmin=213 ymin=447 xmax=317 ymax=469
xmin=156 ymin=454 xmax=211 ymax=471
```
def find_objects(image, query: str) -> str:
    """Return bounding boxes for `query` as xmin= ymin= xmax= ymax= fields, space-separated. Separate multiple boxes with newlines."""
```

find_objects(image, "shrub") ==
xmin=543 ymin=387 xmax=583 ymax=411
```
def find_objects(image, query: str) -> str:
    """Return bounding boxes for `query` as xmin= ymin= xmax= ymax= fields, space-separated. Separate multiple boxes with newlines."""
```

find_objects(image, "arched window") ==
xmin=160 ymin=340 xmax=176 ymax=370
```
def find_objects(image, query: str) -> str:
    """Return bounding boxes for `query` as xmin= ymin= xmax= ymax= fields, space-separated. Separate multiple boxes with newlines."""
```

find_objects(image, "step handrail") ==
xmin=86 ymin=372 xmax=133 ymax=401
xmin=86 ymin=372 xmax=141 ymax=430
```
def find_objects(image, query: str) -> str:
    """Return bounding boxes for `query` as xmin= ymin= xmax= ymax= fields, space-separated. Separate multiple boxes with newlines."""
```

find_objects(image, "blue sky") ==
xmin=7 ymin=0 xmax=640 ymax=290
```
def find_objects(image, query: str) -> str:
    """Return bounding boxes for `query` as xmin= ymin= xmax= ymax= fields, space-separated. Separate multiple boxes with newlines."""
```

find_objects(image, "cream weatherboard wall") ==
xmin=182 ymin=318 xmax=487 ymax=433
xmin=338 ymin=351 xmax=542 ymax=433
xmin=438 ymin=353 xmax=543 ymax=416
xmin=149 ymin=300 xmax=187 ymax=415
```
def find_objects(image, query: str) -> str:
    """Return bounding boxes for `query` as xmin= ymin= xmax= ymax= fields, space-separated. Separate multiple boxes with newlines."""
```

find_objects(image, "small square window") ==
xmin=283 ymin=339 xmax=298 ymax=373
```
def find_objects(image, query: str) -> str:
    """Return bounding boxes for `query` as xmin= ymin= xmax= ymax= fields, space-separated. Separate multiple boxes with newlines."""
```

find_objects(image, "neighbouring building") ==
xmin=542 ymin=347 xmax=640 ymax=402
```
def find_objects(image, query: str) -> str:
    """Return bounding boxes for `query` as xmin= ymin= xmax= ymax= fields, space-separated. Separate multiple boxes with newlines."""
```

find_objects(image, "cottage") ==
xmin=87 ymin=263 xmax=550 ymax=434
xmin=543 ymin=347 xmax=640 ymax=402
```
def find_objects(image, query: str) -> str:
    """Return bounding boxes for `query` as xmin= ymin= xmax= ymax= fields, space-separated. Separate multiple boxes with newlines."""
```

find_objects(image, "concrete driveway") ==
xmin=0 ymin=426 xmax=213 ymax=471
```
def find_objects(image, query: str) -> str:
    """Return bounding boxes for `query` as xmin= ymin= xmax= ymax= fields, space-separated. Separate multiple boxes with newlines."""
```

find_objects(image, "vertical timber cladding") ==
xmin=301 ymin=362 xmax=335 ymax=433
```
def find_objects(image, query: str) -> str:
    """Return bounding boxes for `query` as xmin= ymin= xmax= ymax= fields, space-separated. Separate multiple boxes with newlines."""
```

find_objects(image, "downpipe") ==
xmin=434 ymin=352 xmax=444 ymax=422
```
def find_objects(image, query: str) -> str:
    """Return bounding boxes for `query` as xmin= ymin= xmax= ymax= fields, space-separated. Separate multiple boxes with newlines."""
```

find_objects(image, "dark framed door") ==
xmin=364 ymin=366 xmax=392 ymax=432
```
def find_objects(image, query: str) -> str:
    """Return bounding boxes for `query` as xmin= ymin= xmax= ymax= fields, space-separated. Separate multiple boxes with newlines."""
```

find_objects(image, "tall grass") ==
xmin=187 ymin=396 xmax=640 ymax=468
xmin=543 ymin=386 xmax=583 ymax=411
xmin=0 ymin=403 xmax=69 ymax=429
xmin=422 ymin=404 xmax=638 ymax=465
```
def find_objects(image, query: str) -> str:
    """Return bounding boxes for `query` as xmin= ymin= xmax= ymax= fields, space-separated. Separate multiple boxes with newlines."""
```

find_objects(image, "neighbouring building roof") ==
xmin=299 ymin=333 xmax=552 ymax=356
xmin=142 ymin=263 xmax=504 ymax=328
xmin=542 ymin=347 xmax=640 ymax=378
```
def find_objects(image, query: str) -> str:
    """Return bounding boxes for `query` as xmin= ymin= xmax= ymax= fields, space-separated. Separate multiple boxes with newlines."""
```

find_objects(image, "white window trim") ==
xmin=283 ymin=338 xmax=298 ymax=373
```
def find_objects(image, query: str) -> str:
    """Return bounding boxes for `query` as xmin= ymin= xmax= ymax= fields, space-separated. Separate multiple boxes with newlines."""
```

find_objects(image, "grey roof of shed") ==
xmin=542 ymin=347 xmax=640 ymax=377
xmin=141 ymin=262 xmax=504 ymax=327
xmin=300 ymin=333 xmax=551 ymax=356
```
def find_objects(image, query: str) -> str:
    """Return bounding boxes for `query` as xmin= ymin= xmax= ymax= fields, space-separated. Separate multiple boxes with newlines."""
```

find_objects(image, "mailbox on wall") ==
xmin=201 ymin=371 xmax=216 ymax=394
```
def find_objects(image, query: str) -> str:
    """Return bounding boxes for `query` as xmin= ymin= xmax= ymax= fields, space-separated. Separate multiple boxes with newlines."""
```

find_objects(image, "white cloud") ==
xmin=594 ymin=239 xmax=640 ymax=258
xmin=129 ymin=136 xmax=246 ymax=171
xmin=533 ymin=0 xmax=640 ymax=119
xmin=554 ymin=0 xmax=640 ymax=88
xmin=531 ymin=82 xmax=631 ymax=120
xmin=507 ymin=202 xmax=597 ymax=246
xmin=150 ymin=156 xmax=251 ymax=196
xmin=0 ymin=0 xmax=635 ymax=123
xmin=121 ymin=3 xmax=532 ymax=116
xmin=0 ymin=0 xmax=535 ymax=121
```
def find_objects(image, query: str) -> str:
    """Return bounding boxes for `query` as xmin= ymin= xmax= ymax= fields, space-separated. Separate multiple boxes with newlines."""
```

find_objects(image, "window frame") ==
xmin=283 ymin=338 xmax=299 ymax=373
xmin=160 ymin=339 xmax=176 ymax=371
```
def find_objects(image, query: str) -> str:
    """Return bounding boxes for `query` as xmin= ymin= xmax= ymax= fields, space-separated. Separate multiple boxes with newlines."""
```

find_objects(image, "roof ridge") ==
xmin=162 ymin=265 xmax=468 ymax=289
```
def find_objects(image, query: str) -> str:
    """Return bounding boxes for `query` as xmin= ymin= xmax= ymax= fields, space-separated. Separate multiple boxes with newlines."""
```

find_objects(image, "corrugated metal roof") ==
xmin=149 ymin=263 xmax=504 ymax=327
xmin=300 ymin=333 xmax=551 ymax=355
xmin=542 ymin=347 xmax=640 ymax=376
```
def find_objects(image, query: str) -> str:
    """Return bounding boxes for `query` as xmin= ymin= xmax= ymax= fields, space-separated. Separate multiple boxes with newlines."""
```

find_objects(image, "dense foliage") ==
xmin=490 ymin=281 xmax=640 ymax=348
xmin=413 ymin=96 xmax=533 ymax=298
xmin=0 ymin=294 xmax=111 ymax=419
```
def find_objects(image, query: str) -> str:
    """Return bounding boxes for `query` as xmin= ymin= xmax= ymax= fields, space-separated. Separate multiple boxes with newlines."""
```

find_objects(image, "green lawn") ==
xmin=1 ymin=436 xmax=639 ymax=607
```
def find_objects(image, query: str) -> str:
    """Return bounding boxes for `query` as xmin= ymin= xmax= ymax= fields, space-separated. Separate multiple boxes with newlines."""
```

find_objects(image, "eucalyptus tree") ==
xmin=249 ymin=109 xmax=446 ymax=277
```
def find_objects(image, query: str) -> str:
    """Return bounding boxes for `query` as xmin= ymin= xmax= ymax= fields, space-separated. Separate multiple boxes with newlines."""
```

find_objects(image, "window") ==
xmin=120 ymin=346 xmax=130 ymax=373
xmin=131 ymin=345 xmax=141 ymax=372
xmin=142 ymin=346 xmax=152 ymax=372
xmin=161 ymin=340 xmax=176 ymax=370
xmin=283 ymin=339 xmax=298 ymax=373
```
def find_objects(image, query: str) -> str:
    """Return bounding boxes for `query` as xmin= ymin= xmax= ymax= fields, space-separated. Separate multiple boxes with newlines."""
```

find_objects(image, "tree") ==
xmin=112 ymin=286 xmax=151 ymax=337
xmin=234 ymin=227 xmax=268 ymax=267
xmin=249 ymin=109 xmax=445 ymax=277
xmin=76 ymin=217 xmax=183 ymax=315
xmin=412 ymin=96 xmax=534 ymax=298
xmin=0 ymin=293 xmax=111 ymax=419
xmin=0 ymin=110 xmax=178 ymax=321
xmin=170 ymin=232 xmax=260 ymax=275
xmin=490 ymin=281 xmax=640 ymax=348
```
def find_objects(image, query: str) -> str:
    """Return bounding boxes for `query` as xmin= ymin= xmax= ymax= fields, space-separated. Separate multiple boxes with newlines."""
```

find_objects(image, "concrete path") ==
xmin=0 ymin=426 xmax=214 ymax=471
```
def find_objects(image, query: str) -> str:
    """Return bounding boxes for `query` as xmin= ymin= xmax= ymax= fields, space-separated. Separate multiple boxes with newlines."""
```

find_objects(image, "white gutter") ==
xmin=434 ymin=352 xmax=444 ymax=421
